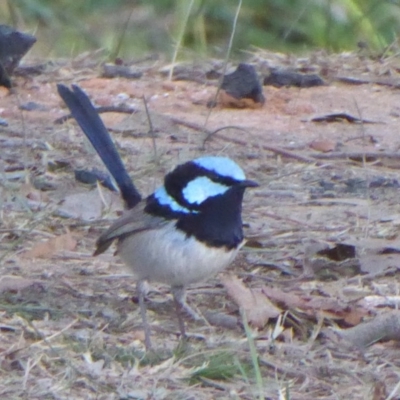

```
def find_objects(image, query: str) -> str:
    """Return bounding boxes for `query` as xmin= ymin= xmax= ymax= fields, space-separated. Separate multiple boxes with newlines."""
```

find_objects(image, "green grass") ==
xmin=189 ymin=351 xmax=247 ymax=382
xmin=4 ymin=0 xmax=400 ymax=59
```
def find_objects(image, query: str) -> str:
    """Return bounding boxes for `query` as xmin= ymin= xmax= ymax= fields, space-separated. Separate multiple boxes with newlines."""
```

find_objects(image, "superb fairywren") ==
xmin=57 ymin=84 xmax=258 ymax=349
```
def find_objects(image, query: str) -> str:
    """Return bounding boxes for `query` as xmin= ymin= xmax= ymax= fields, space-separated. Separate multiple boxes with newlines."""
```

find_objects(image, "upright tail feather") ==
xmin=57 ymin=84 xmax=141 ymax=209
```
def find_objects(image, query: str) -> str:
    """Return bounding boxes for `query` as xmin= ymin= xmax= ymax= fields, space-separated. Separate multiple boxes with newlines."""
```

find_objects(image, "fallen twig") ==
xmin=309 ymin=151 xmax=400 ymax=160
xmin=55 ymin=105 xmax=138 ymax=124
xmin=338 ymin=310 xmax=400 ymax=348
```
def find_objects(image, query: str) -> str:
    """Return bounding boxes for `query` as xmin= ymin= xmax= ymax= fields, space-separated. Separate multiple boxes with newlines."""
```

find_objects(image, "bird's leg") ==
xmin=171 ymin=286 xmax=204 ymax=338
xmin=171 ymin=286 xmax=203 ymax=320
xmin=137 ymin=280 xmax=152 ymax=350
xmin=173 ymin=293 xmax=186 ymax=339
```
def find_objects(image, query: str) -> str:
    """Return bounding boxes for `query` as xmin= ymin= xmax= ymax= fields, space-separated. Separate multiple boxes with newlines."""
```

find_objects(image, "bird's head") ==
xmin=147 ymin=156 xmax=258 ymax=217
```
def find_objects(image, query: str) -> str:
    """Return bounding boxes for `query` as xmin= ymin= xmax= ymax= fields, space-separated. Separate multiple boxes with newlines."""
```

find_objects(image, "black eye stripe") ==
xmin=200 ymin=168 xmax=238 ymax=186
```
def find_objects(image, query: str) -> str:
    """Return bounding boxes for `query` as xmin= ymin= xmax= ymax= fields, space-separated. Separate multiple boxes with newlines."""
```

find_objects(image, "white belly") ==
xmin=117 ymin=222 xmax=241 ymax=286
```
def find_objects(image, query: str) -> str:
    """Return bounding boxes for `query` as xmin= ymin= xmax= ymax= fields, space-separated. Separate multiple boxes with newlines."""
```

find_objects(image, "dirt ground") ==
xmin=1 ymin=51 xmax=400 ymax=399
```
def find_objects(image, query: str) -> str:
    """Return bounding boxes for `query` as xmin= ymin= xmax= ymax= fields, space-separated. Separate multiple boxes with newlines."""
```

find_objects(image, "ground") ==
xmin=1 ymin=51 xmax=400 ymax=399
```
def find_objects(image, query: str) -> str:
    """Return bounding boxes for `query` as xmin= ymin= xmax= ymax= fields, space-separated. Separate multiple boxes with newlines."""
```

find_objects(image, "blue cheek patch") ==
xmin=194 ymin=156 xmax=246 ymax=181
xmin=182 ymin=176 xmax=229 ymax=205
xmin=154 ymin=186 xmax=192 ymax=214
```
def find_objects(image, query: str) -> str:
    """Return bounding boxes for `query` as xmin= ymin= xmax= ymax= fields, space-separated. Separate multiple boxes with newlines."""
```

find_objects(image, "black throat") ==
xmin=177 ymin=185 xmax=245 ymax=249
xmin=145 ymin=185 xmax=246 ymax=249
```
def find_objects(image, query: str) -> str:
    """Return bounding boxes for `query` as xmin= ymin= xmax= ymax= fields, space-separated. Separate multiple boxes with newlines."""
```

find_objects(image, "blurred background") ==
xmin=2 ymin=0 xmax=400 ymax=60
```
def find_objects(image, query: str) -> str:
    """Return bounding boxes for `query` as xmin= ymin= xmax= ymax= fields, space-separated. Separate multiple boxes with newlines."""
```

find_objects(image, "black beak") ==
xmin=240 ymin=179 xmax=259 ymax=188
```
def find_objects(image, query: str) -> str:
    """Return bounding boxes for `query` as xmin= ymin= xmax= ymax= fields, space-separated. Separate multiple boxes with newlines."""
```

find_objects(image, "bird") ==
xmin=57 ymin=84 xmax=258 ymax=349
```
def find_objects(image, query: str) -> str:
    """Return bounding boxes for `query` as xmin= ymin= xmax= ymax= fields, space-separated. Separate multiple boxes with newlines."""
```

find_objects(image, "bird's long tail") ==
xmin=57 ymin=84 xmax=141 ymax=209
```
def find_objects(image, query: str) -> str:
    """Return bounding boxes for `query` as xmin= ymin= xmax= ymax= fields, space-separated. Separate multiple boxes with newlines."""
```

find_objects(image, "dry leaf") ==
xmin=23 ymin=232 xmax=77 ymax=258
xmin=262 ymin=286 xmax=308 ymax=309
xmin=372 ymin=381 xmax=388 ymax=400
xmin=342 ymin=307 xmax=367 ymax=326
xmin=309 ymin=139 xmax=336 ymax=152
xmin=305 ymin=296 xmax=347 ymax=313
xmin=221 ymin=275 xmax=281 ymax=328
xmin=262 ymin=286 xmax=366 ymax=325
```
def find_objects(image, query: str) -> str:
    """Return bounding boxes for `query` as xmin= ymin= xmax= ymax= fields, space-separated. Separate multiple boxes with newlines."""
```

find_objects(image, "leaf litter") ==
xmin=1 ymin=51 xmax=400 ymax=398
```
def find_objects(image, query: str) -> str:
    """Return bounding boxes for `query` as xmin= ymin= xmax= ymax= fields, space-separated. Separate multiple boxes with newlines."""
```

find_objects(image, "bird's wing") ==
xmin=94 ymin=202 xmax=168 ymax=255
